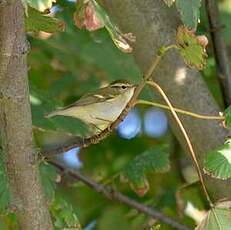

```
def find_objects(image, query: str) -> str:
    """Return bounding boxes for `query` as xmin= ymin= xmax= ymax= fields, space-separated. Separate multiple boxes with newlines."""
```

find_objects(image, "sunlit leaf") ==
xmin=204 ymin=139 xmax=231 ymax=180
xmin=0 ymin=151 xmax=10 ymax=212
xmin=176 ymin=0 xmax=201 ymax=29
xmin=25 ymin=7 xmax=65 ymax=33
xmin=121 ymin=146 xmax=170 ymax=196
xmin=196 ymin=200 xmax=231 ymax=230
xmin=50 ymin=196 xmax=81 ymax=229
xmin=162 ymin=0 xmax=175 ymax=7
xmin=27 ymin=0 xmax=56 ymax=12
xmin=176 ymin=26 xmax=207 ymax=69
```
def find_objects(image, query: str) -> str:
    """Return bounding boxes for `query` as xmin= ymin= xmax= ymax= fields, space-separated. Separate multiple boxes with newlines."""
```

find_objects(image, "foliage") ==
xmin=224 ymin=106 xmax=231 ymax=129
xmin=196 ymin=201 xmax=231 ymax=230
xmin=25 ymin=7 xmax=65 ymax=33
xmin=50 ymin=196 xmax=81 ymax=230
xmin=1 ymin=0 xmax=231 ymax=229
xmin=40 ymin=162 xmax=58 ymax=200
xmin=204 ymin=139 xmax=231 ymax=180
xmin=121 ymin=146 xmax=170 ymax=196
xmin=0 ymin=151 xmax=10 ymax=213
xmin=30 ymin=84 xmax=90 ymax=137
xmin=73 ymin=0 xmax=135 ymax=53
xmin=176 ymin=0 xmax=201 ymax=29
xmin=162 ymin=0 xmax=201 ymax=28
xmin=176 ymin=26 xmax=207 ymax=69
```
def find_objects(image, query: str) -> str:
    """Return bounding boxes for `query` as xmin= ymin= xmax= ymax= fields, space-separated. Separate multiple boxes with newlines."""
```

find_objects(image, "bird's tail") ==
xmin=45 ymin=108 xmax=72 ymax=118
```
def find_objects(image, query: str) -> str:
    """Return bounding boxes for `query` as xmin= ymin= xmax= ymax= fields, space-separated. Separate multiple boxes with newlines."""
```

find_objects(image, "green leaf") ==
xmin=204 ymin=139 xmax=231 ymax=180
xmin=176 ymin=26 xmax=207 ymax=70
xmin=121 ymin=146 xmax=170 ymax=196
xmin=25 ymin=7 xmax=65 ymax=33
xmin=40 ymin=162 xmax=58 ymax=200
xmin=30 ymin=84 xmax=90 ymax=137
xmin=176 ymin=0 xmax=201 ymax=29
xmin=50 ymin=196 xmax=81 ymax=229
xmin=224 ymin=106 xmax=231 ymax=129
xmin=0 ymin=151 xmax=10 ymax=212
xmin=196 ymin=201 xmax=231 ymax=230
xmin=98 ymin=207 xmax=130 ymax=230
xmin=27 ymin=0 xmax=55 ymax=12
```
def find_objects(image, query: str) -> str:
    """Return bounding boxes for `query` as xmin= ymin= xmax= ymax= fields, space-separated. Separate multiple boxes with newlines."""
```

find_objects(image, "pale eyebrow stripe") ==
xmin=111 ymin=84 xmax=129 ymax=88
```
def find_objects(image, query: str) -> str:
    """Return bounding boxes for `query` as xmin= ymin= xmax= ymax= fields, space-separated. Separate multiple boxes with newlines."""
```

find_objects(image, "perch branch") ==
xmin=42 ymin=45 xmax=175 ymax=157
xmin=49 ymin=160 xmax=192 ymax=230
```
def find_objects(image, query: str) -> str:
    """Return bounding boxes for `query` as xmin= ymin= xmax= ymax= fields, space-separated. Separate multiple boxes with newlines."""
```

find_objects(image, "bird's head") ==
xmin=109 ymin=79 xmax=136 ymax=94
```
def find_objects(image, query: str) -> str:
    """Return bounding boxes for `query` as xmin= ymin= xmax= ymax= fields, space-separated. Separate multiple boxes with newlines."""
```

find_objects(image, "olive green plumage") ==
xmin=47 ymin=80 xmax=136 ymax=132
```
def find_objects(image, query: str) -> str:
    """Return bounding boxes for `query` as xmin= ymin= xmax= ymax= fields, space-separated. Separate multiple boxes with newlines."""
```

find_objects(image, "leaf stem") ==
xmin=136 ymin=99 xmax=224 ymax=120
xmin=147 ymin=80 xmax=213 ymax=207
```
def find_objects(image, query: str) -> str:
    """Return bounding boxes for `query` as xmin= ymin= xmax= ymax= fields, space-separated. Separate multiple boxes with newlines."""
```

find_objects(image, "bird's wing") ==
xmin=64 ymin=89 xmax=116 ymax=108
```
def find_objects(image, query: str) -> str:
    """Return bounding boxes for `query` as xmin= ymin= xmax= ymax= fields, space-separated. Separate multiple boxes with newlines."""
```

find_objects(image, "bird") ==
xmin=46 ymin=79 xmax=136 ymax=133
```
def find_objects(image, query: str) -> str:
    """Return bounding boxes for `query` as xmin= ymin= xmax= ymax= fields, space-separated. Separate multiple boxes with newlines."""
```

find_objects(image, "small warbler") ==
xmin=46 ymin=80 xmax=136 ymax=133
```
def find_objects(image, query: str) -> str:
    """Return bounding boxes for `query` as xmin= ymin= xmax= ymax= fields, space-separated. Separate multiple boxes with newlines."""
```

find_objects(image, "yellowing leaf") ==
xmin=73 ymin=0 xmax=104 ymax=31
xmin=196 ymin=201 xmax=231 ymax=230
xmin=176 ymin=26 xmax=207 ymax=70
xmin=73 ymin=0 xmax=135 ymax=53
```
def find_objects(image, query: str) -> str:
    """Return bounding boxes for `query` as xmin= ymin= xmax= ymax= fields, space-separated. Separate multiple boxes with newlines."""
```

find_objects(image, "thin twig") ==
xmin=136 ymin=99 xmax=224 ymax=120
xmin=49 ymin=160 xmax=192 ymax=230
xmin=147 ymin=80 xmax=213 ymax=207
xmin=42 ymin=45 xmax=176 ymax=157
xmin=205 ymin=0 xmax=231 ymax=106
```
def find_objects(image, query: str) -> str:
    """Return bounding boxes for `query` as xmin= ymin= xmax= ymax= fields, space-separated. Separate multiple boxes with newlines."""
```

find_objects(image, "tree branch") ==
xmin=0 ymin=1 xmax=52 ymax=229
xmin=205 ymin=0 xmax=231 ymax=106
xmin=42 ymin=44 xmax=171 ymax=157
xmin=101 ymin=0 xmax=230 ymax=200
xmin=49 ymin=160 xmax=192 ymax=230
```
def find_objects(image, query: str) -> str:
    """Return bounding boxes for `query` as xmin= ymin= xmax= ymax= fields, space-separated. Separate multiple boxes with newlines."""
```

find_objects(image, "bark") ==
xmin=0 ymin=0 xmax=52 ymax=229
xmin=101 ymin=0 xmax=231 ymax=199
xmin=205 ymin=0 xmax=231 ymax=106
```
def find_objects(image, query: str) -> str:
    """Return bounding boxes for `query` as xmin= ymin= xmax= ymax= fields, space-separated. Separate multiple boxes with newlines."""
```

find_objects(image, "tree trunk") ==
xmin=0 ymin=0 xmax=52 ymax=229
xmin=101 ymin=0 xmax=231 ymax=199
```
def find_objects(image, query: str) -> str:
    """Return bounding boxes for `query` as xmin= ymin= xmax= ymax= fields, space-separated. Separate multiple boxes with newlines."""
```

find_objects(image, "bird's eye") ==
xmin=121 ymin=85 xmax=127 ymax=89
